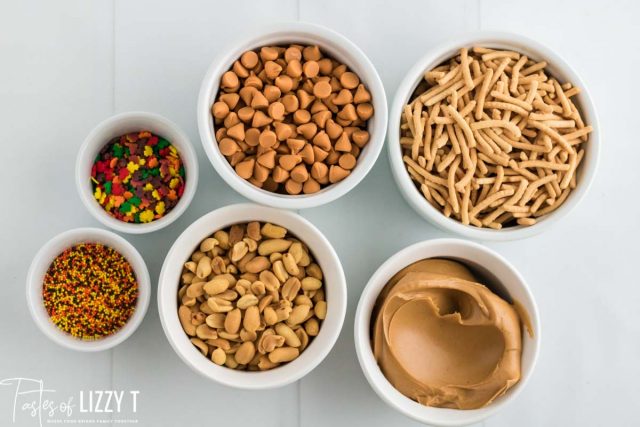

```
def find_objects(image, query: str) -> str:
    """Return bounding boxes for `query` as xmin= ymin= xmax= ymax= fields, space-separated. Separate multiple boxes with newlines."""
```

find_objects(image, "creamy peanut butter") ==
xmin=372 ymin=259 xmax=522 ymax=409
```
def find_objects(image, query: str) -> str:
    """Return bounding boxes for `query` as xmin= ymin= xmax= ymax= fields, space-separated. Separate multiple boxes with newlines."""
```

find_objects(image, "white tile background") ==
xmin=0 ymin=0 xmax=638 ymax=426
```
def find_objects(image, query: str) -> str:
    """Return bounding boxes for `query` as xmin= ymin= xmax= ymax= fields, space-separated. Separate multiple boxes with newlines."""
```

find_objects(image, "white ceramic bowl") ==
xmin=76 ymin=111 xmax=199 ymax=234
xmin=354 ymin=238 xmax=540 ymax=426
xmin=388 ymin=32 xmax=599 ymax=240
xmin=197 ymin=22 xmax=388 ymax=209
xmin=26 ymin=227 xmax=151 ymax=352
xmin=158 ymin=203 xmax=347 ymax=389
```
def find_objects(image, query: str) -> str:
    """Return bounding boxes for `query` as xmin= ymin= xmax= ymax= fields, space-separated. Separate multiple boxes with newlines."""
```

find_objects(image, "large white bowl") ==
xmin=157 ymin=203 xmax=347 ymax=389
xmin=197 ymin=22 xmax=388 ymax=209
xmin=388 ymin=32 xmax=599 ymax=240
xmin=354 ymin=238 xmax=540 ymax=426
xmin=26 ymin=227 xmax=151 ymax=352
xmin=76 ymin=111 xmax=199 ymax=234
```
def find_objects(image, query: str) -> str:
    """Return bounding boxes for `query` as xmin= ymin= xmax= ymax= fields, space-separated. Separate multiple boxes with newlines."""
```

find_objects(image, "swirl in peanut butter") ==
xmin=371 ymin=259 xmax=522 ymax=409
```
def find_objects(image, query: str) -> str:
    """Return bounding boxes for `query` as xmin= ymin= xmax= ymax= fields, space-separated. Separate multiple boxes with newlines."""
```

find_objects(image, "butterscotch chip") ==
xmin=227 ymin=123 xmax=245 ymax=141
xmin=313 ymin=147 xmax=329 ymax=163
xmin=335 ymin=133 xmax=352 ymax=152
xmin=282 ymin=94 xmax=299 ymax=113
xmin=297 ymin=123 xmax=317 ymax=139
xmin=303 ymin=45 xmax=322 ymax=61
xmin=337 ymin=104 xmax=358 ymax=121
xmin=313 ymin=81 xmax=332 ymax=99
xmin=329 ymin=165 xmax=350 ymax=183
xmin=259 ymin=130 xmax=277 ymax=148
xmin=233 ymin=61 xmax=249 ymax=79
xmin=351 ymin=130 xmax=370 ymax=147
xmin=274 ymin=122 xmax=292 ymax=141
xmin=279 ymin=154 xmax=301 ymax=171
xmin=223 ymin=112 xmax=239 ymax=129
xmin=286 ymin=60 xmax=303 ymax=78
xmin=299 ymin=144 xmax=315 ymax=164
xmin=311 ymin=162 xmax=328 ymax=180
xmin=219 ymin=138 xmax=239 ymax=156
xmin=293 ymin=110 xmax=311 ymax=124
xmin=260 ymin=46 xmax=279 ymax=61
xmin=286 ymin=138 xmax=306 ymax=154
xmin=356 ymin=103 xmax=374 ymax=120
xmin=221 ymin=71 xmax=240 ymax=90
xmin=272 ymin=166 xmax=289 ymax=183
xmin=268 ymin=102 xmax=285 ymax=120
xmin=312 ymin=110 xmax=331 ymax=128
xmin=252 ymin=111 xmax=272 ymax=128
xmin=275 ymin=75 xmax=294 ymax=93
xmin=251 ymin=91 xmax=269 ymax=109
xmin=245 ymin=128 xmax=260 ymax=147
xmin=285 ymin=178 xmax=303 ymax=194
xmin=303 ymin=61 xmax=320 ymax=78
xmin=212 ymin=101 xmax=230 ymax=119
xmin=297 ymin=90 xmax=314 ymax=109
xmin=237 ymin=106 xmax=255 ymax=123
xmin=333 ymin=89 xmax=353 ymax=106
xmin=284 ymin=46 xmax=302 ymax=62
xmin=240 ymin=51 xmax=259 ymax=69
xmin=235 ymin=158 xmax=255 ymax=179
xmin=339 ymin=153 xmax=357 ymax=170
xmin=264 ymin=61 xmax=283 ymax=79
xmin=257 ymin=150 xmax=276 ymax=168
xmin=219 ymin=93 xmax=240 ymax=109
xmin=264 ymin=85 xmax=281 ymax=103
xmin=290 ymin=164 xmax=309 ymax=183
xmin=254 ymin=163 xmax=270 ymax=182
xmin=318 ymin=58 xmax=333 ymax=75
xmin=354 ymin=84 xmax=371 ymax=103
xmin=303 ymin=177 xmax=321 ymax=194
xmin=325 ymin=120 xmax=343 ymax=139
xmin=312 ymin=132 xmax=331 ymax=151
xmin=239 ymin=86 xmax=256 ymax=105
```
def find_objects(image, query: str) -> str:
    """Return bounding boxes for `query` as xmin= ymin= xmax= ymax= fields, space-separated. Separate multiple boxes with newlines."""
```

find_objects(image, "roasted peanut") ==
xmin=211 ymin=348 xmax=226 ymax=365
xmin=179 ymin=305 xmax=196 ymax=336
xmin=275 ymin=323 xmax=301 ymax=347
xmin=268 ymin=347 xmax=299 ymax=363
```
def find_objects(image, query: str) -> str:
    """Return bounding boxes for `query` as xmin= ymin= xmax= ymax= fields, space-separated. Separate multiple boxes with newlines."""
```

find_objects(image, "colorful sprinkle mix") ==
xmin=42 ymin=243 xmax=138 ymax=340
xmin=91 ymin=130 xmax=186 ymax=223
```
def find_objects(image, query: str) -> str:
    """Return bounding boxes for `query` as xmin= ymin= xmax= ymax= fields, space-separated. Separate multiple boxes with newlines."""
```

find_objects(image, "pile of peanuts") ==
xmin=177 ymin=222 xmax=326 ymax=371
xmin=401 ymin=47 xmax=592 ymax=228
xmin=211 ymin=44 xmax=374 ymax=195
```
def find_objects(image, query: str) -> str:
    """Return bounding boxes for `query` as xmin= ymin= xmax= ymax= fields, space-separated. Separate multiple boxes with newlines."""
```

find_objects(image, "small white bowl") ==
xmin=354 ymin=238 xmax=540 ymax=426
xmin=26 ymin=228 xmax=151 ymax=352
xmin=76 ymin=111 xmax=199 ymax=234
xmin=158 ymin=203 xmax=347 ymax=389
xmin=197 ymin=22 xmax=388 ymax=209
xmin=388 ymin=32 xmax=600 ymax=240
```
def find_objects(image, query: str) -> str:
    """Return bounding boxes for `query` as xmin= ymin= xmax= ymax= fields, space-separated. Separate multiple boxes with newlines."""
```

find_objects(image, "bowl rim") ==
xmin=75 ymin=111 xmax=199 ymax=234
xmin=387 ymin=31 xmax=600 ymax=241
xmin=26 ymin=227 xmax=151 ymax=352
xmin=197 ymin=21 xmax=388 ymax=209
xmin=354 ymin=238 xmax=541 ymax=426
xmin=157 ymin=203 xmax=347 ymax=389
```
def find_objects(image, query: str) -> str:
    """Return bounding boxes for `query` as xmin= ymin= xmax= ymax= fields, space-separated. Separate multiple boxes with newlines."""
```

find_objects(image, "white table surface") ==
xmin=1 ymin=0 xmax=638 ymax=426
